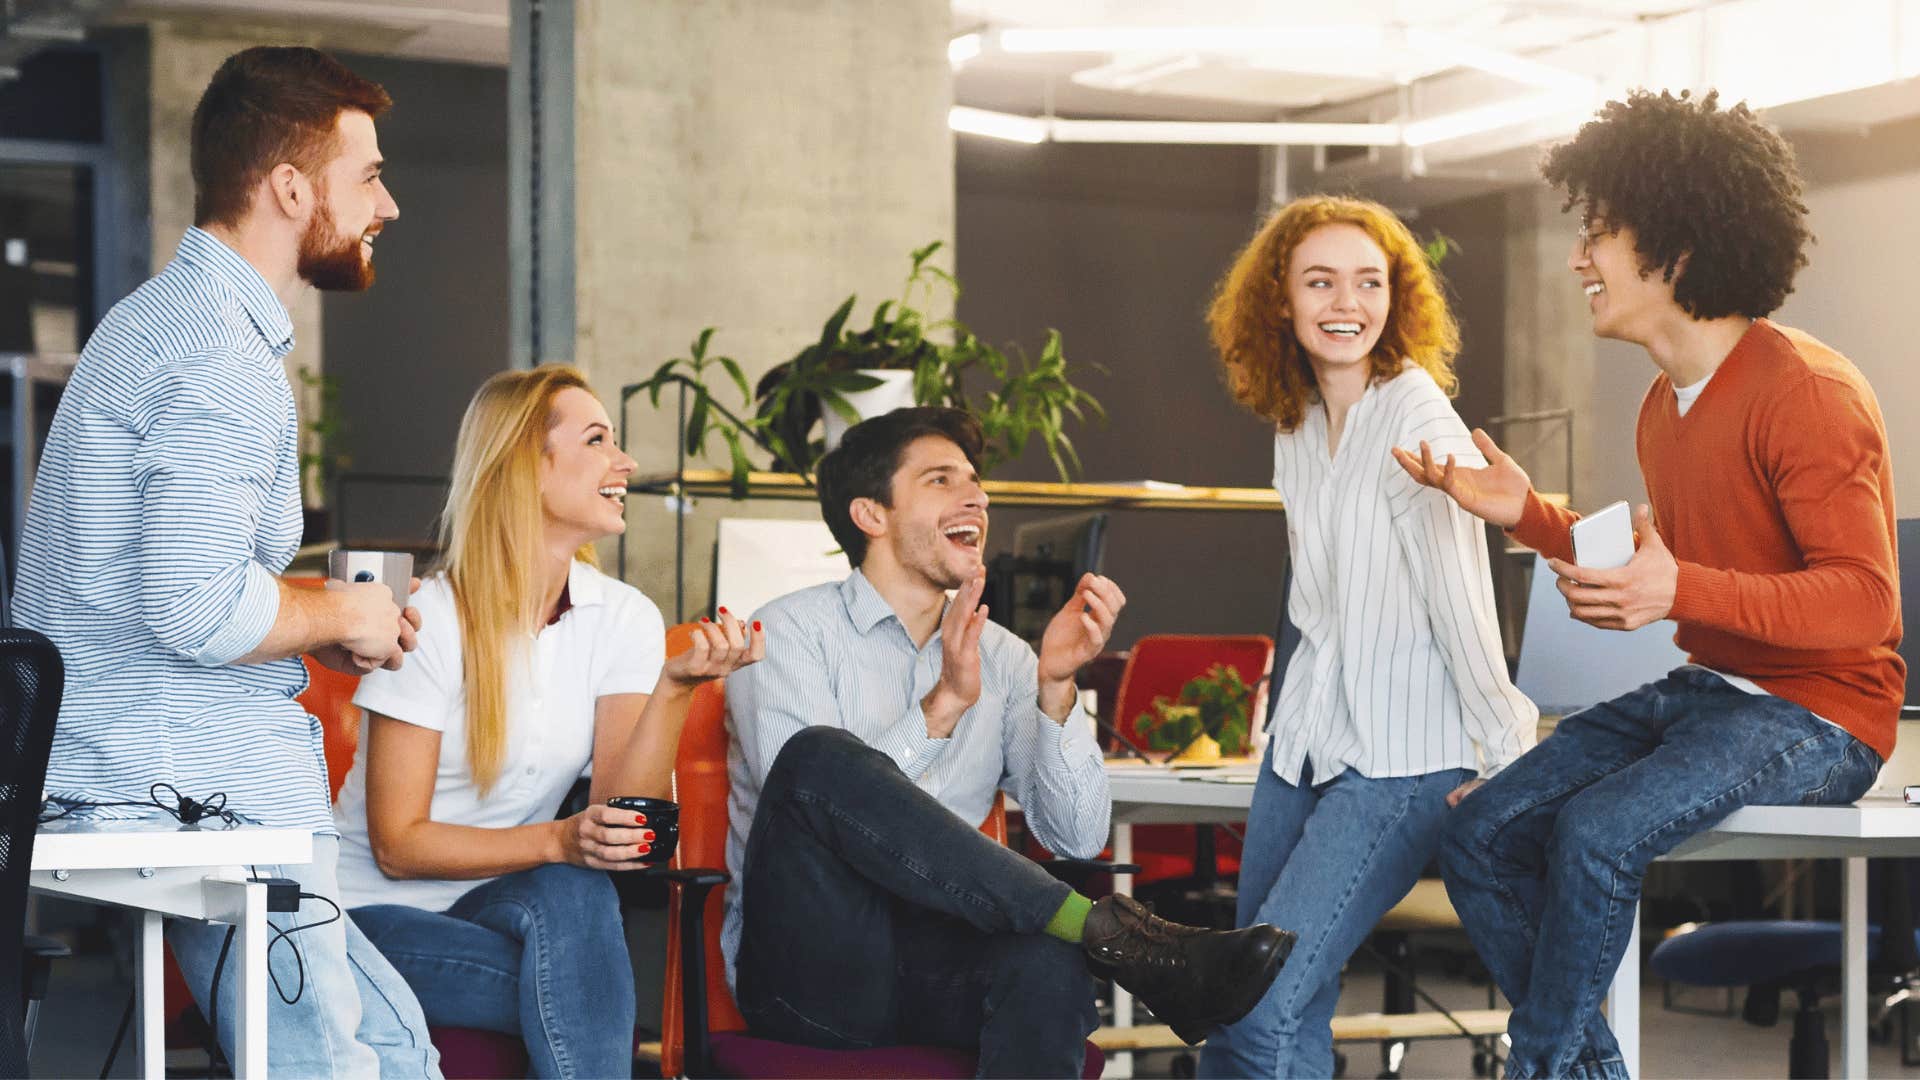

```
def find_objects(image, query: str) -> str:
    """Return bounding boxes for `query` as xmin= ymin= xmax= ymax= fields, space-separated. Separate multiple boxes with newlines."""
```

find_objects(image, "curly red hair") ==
xmin=1209 ymin=195 xmax=1460 ymax=432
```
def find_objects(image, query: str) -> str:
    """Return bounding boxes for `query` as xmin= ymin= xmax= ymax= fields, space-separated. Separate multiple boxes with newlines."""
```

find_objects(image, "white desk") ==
xmin=1105 ymin=764 xmax=1920 ymax=1080
xmin=30 ymin=820 xmax=313 ymax=1079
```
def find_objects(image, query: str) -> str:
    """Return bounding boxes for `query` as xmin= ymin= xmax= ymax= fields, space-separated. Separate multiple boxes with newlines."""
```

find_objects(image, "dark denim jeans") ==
xmin=1441 ymin=668 xmax=1883 ymax=1080
xmin=352 ymin=863 xmax=634 ymax=1080
xmin=1199 ymin=755 xmax=1472 ymax=1078
xmin=734 ymin=726 xmax=1097 ymax=1079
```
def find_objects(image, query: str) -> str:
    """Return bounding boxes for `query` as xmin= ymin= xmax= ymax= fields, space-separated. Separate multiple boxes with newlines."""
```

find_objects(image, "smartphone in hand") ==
xmin=1570 ymin=500 xmax=1635 ymax=569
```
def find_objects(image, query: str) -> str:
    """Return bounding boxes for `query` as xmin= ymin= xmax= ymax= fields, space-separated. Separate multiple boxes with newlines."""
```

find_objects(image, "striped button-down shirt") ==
xmin=721 ymin=570 xmax=1111 ymax=981
xmin=1270 ymin=365 xmax=1536 ymax=786
xmin=15 ymin=228 xmax=324 ymax=832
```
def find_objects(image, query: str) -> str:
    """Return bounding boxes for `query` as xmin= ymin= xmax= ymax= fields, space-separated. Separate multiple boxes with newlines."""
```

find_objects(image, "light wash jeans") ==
xmin=352 ymin=863 xmax=636 ymax=1080
xmin=1441 ymin=667 xmax=1883 ymax=1080
xmin=168 ymin=835 xmax=441 ymax=1078
xmin=1199 ymin=741 xmax=1472 ymax=1078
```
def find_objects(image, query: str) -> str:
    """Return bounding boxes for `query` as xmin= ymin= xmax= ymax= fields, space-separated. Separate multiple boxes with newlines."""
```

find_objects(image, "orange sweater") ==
xmin=1512 ymin=319 xmax=1903 ymax=759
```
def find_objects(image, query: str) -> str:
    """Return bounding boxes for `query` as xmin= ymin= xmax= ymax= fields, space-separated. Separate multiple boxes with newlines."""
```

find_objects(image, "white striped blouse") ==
xmin=720 ymin=569 xmax=1111 ymax=981
xmin=1268 ymin=365 xmax=1536 ymax=786
xmin=13 ymin=228 xmax=324 ymax=832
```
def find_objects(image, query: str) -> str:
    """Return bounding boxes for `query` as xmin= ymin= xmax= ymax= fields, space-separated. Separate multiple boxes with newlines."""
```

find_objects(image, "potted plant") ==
xmin=628 ymin=241 xmax=1103 ymax=496
xmin=295 ymin=365 xmax=349 ymax=545
xmin=1131 ymin=663 xmax=1258 ymax=762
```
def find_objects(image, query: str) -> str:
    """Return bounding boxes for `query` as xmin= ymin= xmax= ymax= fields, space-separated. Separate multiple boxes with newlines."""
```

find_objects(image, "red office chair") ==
xmin=1111 ymin=635 xmax=1274 ymax=908
xmin=654 ymin=622 xmax=1106 ymax=1079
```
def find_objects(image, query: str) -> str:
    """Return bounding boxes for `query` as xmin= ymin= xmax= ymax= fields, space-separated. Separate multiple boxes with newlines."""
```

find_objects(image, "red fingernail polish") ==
xmin=718 ymin=606 xmax=729 ymax=614
xmin=642 ymin=830 xmax=656 ymax=841
xmin=637 ymin=844 xmax=649 ymax=855
xmin=700 ymin=616 xmax=711 ymax=623
xmin=634 ymin=814 xmax=647 ymax=825
xmin=753 ymin=621 xmax=762 ymax=632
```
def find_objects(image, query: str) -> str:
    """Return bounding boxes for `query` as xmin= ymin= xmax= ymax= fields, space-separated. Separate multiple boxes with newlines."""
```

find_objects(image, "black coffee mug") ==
xmin=607 ymin=795 xmax=680 ymax=865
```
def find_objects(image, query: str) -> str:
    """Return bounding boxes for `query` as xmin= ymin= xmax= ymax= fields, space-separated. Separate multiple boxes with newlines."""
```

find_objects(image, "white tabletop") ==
xmin=31 ymin=819 xmax=313 ymax=872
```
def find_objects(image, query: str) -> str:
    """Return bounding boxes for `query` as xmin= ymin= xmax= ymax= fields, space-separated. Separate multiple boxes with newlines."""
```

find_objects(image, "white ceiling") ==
xmin=52 ymin=0 xmax=1920 ymax=196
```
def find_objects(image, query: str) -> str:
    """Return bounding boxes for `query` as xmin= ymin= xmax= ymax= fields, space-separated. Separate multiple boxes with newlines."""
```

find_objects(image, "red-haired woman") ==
xmin=1197 ymin=196 xmax=1537 ymax=1077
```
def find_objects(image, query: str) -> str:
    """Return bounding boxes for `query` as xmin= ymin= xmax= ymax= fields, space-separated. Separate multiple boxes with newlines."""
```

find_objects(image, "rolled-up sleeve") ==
xmin=129 ymin=358 xmax=284 ymax=666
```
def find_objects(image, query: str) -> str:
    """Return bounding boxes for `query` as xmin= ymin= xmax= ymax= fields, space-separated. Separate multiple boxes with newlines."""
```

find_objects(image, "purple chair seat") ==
xmin=431 ymin=1026 xmax=530 ymax=1079
xmin=709 ymin=1032 xmax=1104 ymax=1079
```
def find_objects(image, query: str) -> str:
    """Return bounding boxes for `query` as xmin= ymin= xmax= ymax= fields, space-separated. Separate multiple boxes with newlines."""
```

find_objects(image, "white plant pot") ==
xmin=820 ymin=369 xmax=917 ymax=451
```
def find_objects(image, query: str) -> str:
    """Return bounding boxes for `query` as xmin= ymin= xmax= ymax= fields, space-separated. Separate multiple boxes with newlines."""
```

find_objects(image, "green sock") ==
xmin=1044 ymin=892 xmax=1094 ymax=943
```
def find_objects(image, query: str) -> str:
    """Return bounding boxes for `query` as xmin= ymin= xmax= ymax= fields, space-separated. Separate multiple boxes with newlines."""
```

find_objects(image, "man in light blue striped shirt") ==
xmin=724 ymin=407 xmax=1295 ymax=1072
xmin=15 ymin=48 xmax=438 ymax=1076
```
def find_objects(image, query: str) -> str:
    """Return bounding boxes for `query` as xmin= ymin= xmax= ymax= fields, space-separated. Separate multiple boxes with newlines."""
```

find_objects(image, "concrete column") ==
xmin=1501 ymin=185 xmax=1595 ymax=506
xmin=529 ymin=0 xmax=955 ymax=610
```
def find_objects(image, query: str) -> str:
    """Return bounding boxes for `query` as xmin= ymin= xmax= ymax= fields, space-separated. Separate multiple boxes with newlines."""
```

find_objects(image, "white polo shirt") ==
xmin=333 ymin=560 xmax=666 ymax=912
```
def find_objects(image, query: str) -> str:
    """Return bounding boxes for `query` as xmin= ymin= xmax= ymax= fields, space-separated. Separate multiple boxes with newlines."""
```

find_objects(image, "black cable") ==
xmin=98 ymin=989 xmax=134 ymax=1078
xmin=204 ymin=926 xmax=236 ymax=1077
xmin=264 ymin=894 xmax=342 ymax=1006
xmin=38 ymin=784 xmax=246 ymax=828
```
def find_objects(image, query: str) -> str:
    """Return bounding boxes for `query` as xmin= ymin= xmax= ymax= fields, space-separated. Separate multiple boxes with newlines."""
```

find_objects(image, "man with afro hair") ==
xmin=1395 ymin=89 xmax=1900 ymax=1079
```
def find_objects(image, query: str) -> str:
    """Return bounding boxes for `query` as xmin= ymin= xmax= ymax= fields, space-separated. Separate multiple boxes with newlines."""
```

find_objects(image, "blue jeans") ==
xmin=168 ymin=836 xmax=442 ymax=1078
xmin=735 ymin=727 xmax=1095 ymax=1079
xmin=352 ymin=863 xmax=635 ymax=1080
xmin=1199 ymin=747 xmax=1472 ymax=1078
xmin=1441 ymin=668 xmax=1883 ymax=1080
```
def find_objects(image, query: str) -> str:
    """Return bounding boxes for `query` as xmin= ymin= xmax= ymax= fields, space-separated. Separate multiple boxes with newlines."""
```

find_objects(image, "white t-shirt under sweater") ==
xmin=333 ymin=560 xmax=666 ymax=912
xmin=1268 ymin=364 xmax=1537 ymax=786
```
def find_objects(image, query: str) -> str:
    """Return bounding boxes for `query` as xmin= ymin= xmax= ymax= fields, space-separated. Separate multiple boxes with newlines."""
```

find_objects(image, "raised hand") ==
xmin=662 ymin=607 xmax=765 ymax=689
xmin=922 ymin=572 xmax=989 ymax=738
xmin=1037 ymin=574 xmax=1127 ymax=720
xmin=1389 ymin=428 xmax=1533 ymax=529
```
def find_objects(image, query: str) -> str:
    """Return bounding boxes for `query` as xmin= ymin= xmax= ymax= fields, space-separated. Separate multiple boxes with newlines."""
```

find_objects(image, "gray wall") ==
xmin=956 ymin=139 xmax=1287 ymax=648
xmin=323 ymin=54 xmax=509 ymax=546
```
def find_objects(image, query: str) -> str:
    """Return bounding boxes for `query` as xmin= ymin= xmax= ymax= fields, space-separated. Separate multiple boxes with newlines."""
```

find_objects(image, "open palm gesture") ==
xmin=1389 ymin=428 xmax=1533 ymax=528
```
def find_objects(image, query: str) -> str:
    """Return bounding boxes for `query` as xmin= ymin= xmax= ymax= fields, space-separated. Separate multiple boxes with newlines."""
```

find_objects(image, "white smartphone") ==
xmin=1570 ymin=500 xmax=1635 ymax=569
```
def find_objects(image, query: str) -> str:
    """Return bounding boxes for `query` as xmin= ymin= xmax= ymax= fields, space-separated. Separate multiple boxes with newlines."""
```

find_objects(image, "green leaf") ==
xmin=691 ymin=327 xmax=715 ymax=362
xmin=819 ymin=295 xmax=856 ymax=351
xmin=720 ymin=429 xmax=752 ymax=500
xmin=685 ymin=392 xmax=711 ymax=456
xmin=820 ymin=390 xmax=864 ymax=427
xmin=716 ymin=355 xmax=751 ymax=403
xmin=824 ymin=371 xmax=885 ymax=393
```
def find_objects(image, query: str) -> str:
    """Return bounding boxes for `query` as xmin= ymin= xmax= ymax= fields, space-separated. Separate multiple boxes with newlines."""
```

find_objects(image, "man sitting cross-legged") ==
xmin=725 ymin=407 xmax=1293 ymax=1076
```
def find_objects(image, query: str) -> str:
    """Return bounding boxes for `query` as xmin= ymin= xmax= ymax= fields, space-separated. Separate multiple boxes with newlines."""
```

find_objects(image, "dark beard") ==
xmin=297 ymin=200 xmax=374 ymax=292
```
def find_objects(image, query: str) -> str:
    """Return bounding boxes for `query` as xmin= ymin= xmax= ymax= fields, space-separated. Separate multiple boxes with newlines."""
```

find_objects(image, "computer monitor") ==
xmin=1514 ymin=552 xmax=1688 ymax=716
xmin=985 ymin=512 xmax=1108 ymax=647
xmin=1896 ymin=519 xmax=1920 ymax=712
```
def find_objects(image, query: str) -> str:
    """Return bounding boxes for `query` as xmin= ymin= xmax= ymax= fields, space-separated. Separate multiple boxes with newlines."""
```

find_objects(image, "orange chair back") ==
xmin=1114 ymin=634 xmax=1275 ymax=756
xmin=658 ymin=621 xmax=1012 ymax=1076
xmin=285 ymin=576 xmax=365 ymax=797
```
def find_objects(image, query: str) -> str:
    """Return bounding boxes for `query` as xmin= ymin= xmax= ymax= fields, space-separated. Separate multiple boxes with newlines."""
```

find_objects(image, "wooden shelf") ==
xmin=631 ymin=470 xmax=1285 ymax=512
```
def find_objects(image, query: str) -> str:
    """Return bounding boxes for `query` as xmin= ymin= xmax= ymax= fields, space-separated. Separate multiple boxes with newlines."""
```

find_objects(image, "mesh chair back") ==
xmin=0 ymin=630 xmax=62 ymax=1077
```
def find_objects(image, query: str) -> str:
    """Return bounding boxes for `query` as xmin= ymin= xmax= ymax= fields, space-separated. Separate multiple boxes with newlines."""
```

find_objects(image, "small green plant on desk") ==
xmin=1132 ymin=663 xmax=1256 ymax=762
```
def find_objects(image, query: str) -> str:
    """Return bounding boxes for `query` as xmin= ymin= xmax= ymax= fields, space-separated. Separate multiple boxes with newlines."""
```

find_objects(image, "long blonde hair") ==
xmin=437 ymin=364 xmax=600 ymax=794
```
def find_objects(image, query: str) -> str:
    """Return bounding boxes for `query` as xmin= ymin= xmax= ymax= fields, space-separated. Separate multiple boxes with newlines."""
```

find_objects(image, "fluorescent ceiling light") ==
xmin=999 ymin=25 xmax=1383 ymax=56
xmin=1401 ymin=91 xmax=1592 ymax=147
xmin=1050 ymin=118 xmax=1401 ymax=146
xmin=1404 ymin=29 xmax=1593 ymax=93
xmin=948 ymin=33 xmax=982 ymax=67
xmin=948 ymin=106 xmax=1047 ymax=143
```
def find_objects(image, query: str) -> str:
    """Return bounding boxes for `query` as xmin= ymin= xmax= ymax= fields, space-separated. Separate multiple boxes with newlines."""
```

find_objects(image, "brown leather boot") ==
xmin=1082 ymin=894 xmax=1294 ymax=1045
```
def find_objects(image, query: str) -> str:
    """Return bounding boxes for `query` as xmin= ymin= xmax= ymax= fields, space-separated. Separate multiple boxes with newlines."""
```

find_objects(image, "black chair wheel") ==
xmin=1333 ymin=1048 xmax=1348 ymax=1077
xmin=1171 ymin=1051 xmax=1196 ymax=1079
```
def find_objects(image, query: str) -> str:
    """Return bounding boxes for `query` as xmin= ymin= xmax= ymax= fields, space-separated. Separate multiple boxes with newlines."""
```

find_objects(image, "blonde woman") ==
xmin=331 ymin=365 xmax=764 ymax=1078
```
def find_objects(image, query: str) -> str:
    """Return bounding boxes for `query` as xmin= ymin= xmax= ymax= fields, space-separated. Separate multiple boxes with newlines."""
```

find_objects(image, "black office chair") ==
xmin=0 ymin=629 xmax=66 ymax=1075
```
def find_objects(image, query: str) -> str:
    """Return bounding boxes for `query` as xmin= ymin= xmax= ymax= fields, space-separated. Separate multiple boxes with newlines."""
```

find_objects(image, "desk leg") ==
xmin=1107 ymin=821 xmax=1135 ymax=1080
xmin=136 ymin=911 xmax=164 ymax=1079
xmin=235 ymin=880 xmax=269 ymax=1078
xmin=1607 ymin=900 xmax=1641 ymax=1079
xmin=1844 ymin=856 xmax=1867 ymax=1079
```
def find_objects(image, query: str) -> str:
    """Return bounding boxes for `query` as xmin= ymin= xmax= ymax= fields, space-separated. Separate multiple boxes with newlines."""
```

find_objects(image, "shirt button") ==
xmin=525 ymin=766 xmax=536 ymax=776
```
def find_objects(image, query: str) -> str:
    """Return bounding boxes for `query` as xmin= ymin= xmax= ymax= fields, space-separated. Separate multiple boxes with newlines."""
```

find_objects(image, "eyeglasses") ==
xmin=1577 ymin=218 xmax=1615 ymax=255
